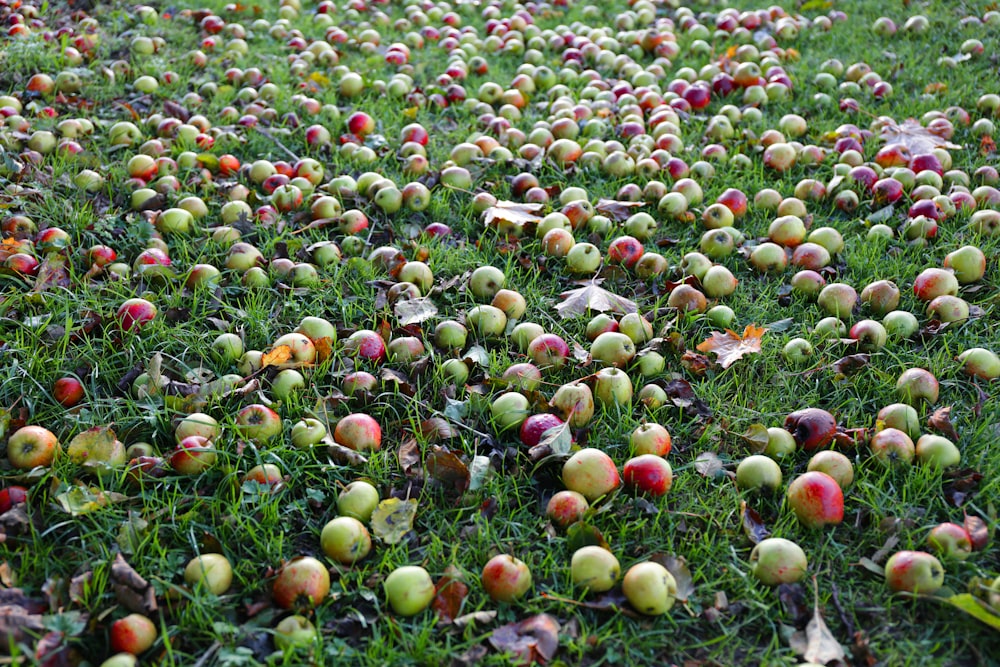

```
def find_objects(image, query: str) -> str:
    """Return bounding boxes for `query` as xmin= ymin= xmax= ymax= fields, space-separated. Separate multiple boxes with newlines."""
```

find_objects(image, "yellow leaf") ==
xmin=261 ymin=345 xmax=292 ymax=367
xmin=308 ymin=72 xmax=330 ymax=87
xmin=370 ymin=498 xmax=418 ymax=544
xmin=696 ymin=324 xmax=768 ymax=369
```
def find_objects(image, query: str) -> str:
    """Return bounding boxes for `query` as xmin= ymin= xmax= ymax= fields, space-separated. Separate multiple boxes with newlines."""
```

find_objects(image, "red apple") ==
xmin=869 ymin=428 xmax=915 ymax=466
xmin=110 ymin=614 xmax=157 ymax=655
xmin=927 ymin=522 xmax=973 ymax=560
xmin=545 ymin=490 xmax=589 ymax=529
xmin=786 ymin=471 xmax=844 ymax=529
xmin=170 ymin=436 xmax=217 ymax=475
xmin=630 ymin=423 xmax=672 ymax=457
xmin=481 ymin=554 xmax=532 ymax=602
xmin=623 ymin=455 xmax=673 ymax=496
xmin=884 ymin=550 xmax=944 ymax=593
xmin=784 ymin=408 xmax=837 ymax=450
xmin=272 ymin=556 xmax=331 ymax=609
xmin=117 ymin=298 xmax=157 ymax=331
xmin=562 ymin=448 xmax=620 ymax=501
xmin=236 ymin=404 xmax=283 ymax=441
xmin=53 ymin=376 xmax=85 ymax=407
xmin=334 ymin=413 xmax=382 ymax=452
xmin=0 ymin=485 xmax=28 ymax=513
xmin=344 ymin=329 xmax=387 ymax=362
xmin=526 ymin=333 xmax=569 ymax=370
xmin=519 ymin=413 xmax=565 ymax=448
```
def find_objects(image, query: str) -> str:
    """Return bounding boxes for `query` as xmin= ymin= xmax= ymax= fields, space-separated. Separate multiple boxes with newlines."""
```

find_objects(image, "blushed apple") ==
xmin=236 ymin=404 xmax=283 ymax=441
xmin=630 ymin=423 xmax=672 ymax=457
xmin=562 ymin=448 xmax=620 ymax=501
xmin=749 ymin=538 xmax=808 ymax=585
xmin=545 ymin=490 xmax=589 ymax=529
xmin=915 ymin=434 xmax=961 ymax=468
xmin=869 ymin=428 xmax=915 ymax=466
xmin=334 ymin=413 xmax=381 ymax=452
xmin=481 ymin=554 xmax=532 ymax=602
xmin=7 ymin=425 xmax=61 ymax=469
xmin=320 ymin=516 xmax=371 ymax=565
xmin=272 ymin=556 xmax=330 ymax=609
xmin=110 ymin=614 xmax=157 ymax=655
xmin=786 ymin=471 xmax=844 ymax=529
xmin=623 ymin=455 xmax=673 ymax=496
xmin=884 ymin=550 xmax=944 ymax=594
xmin=807 ymin=451 xmax=854 ymax=489
xmin=927 ymin=522 xmax=973 ymax=560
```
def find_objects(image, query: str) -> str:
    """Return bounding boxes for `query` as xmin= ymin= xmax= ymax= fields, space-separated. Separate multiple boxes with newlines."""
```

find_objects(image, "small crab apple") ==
xmin=562 ymin=448 xmax=620 ymax=501
xmin=623 ymin=455 xmax=673 ymax=496
xmin=272 ymin=557 xmax=330 ymax=609
xmin=735 ymin=455 xmax=783 ymax=492
xmin=546 ymin=490 xmax=589 ymax=528
xmin=7 ymin=425 xmax=60 ymax=469
xmin=749 ymin=538 xmax=808 ymax=585
xmin=884 ymin=551 xmax=944 ymax=594
xmin=344 ymin=329 xmax=386 ymax=362
xmin=481 ymin=555 xmax=532 ymax=602
xmin=927 ymin=523 xmax=973 ymax=560
xmin=590 ymin=332 xmax=636 ymax=368
xmin=320 ymin=516 xmax=371 ymax=565
xmin=236 ymin=404 xmax=282 ymax=441
xmin=786 ymin=471 xmax=844 ymax=529
xmin=384 ymin=566 xmax=435 ymax=616
xmin=117 ymin=298 xmax=157 ymax=331
xmin=957 ymin=348 xmax=1000 ymax=380
xmin=110 ymin=614 xmax=157 ymax=655
xmin=53 ymin=376 xmax=85 ymax=407
xmin=527 ymin=333 xmax=569 ymax=370
xmin=784 ymin=408 xmax=837 ymax=451
xmin=607 ymin=235 xmax=644 ymax=268
xmin=334 ymin=413 xmax=381 ymax=452
xmin=869 ymin=428 xmax=915 ymax=466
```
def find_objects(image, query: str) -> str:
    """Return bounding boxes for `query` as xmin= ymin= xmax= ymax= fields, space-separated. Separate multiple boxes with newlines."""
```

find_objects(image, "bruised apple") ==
xmin=545 ymin=490 xmax=589 ymax=528
xmin=272 ymin=556 xmax=330 ymax=609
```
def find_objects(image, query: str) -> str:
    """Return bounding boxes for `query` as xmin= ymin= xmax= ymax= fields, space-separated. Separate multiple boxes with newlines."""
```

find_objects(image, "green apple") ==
xmin=735 ymin=455 xmax=783 ymax=492
xmin=622 ymin=562 xmax=676 ymax=615
xmin=291 ymin=418 xmax=327 ymax=449
xmin=570 ymin=546 xmax=620 ymax=593
xmin=749 ymin=538 xmax=808 ymax=585
xmin=274 ymin=615 xmax=317 ymax=650
xmin=884 ymin=550 xmax=944 ymax=594
xmin=184 ymin=553 xmax=233 ymax=595
xmin=337 ymin=481 xmax=379 ymax=522
xmin=490 ymin=392 xmax=530 ymax=432
xmin=384 ymin=565 xmax=435 ymax=616
xmin=320 ymin=516 xmax=371 ymax=565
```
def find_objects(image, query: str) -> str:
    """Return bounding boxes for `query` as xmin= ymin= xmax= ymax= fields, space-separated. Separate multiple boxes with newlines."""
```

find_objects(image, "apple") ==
xmin=635 ymin=351 xmax=666 ymax=377
xmin=913 ymin=268 xmax=959 ymax=301
xmin=927 ymin=523 xmax=973 ymax=560
xmin=290 ymin=418 xmax=326 ymax=449
xmin=566 ymin=243 xmax=603 ymax=274
xmin=849 ymin=320 xmax=888 ymax=351
xmin=607 ymin=236 xmax=645 ymax=269
xmin=527 ymin=333 xmax=570 ymax=370
xmin=786 ymin=471 xmax=844 ymax=529
xmin=320 ymin=516 xmax=372 ymax=565
xmin=749 ymin=538 xmax=808 ymax=585
xmin=7 ymin=425 xmax=60 ymax=469
xmin=622 ymin=562 xmax=676 ymax=615
xmin=53 ymin=377 xmax=85 ymax=407
xmin=465 ymin=305 xmax=508 ymax=338
xmin=334 ymin=413 xmax=381 ymax=452
xmin=884 ymin=550 xmax=944 ymax=594
xmin=491 ymin=392 xmax=531 ymax=432
xmin=296 ymin=316 xmax=336 ymax=343
xmin=618 ymin=313 xmax=653 ymax=344
xmin=0 ymin=486 xmax=28 ymax=513
xmin=274 ymin=615 xmax=318 ymax=650
xmin=869 ymin=428 xmax=915 ymax=466
xmin=896 ymin=368 xmax=939 ymax=405
xmin=434 ymin=320 xmax=468 ymax=351
xmin=384 ymin=565 xmax=436 ymax=616
xmin=510 ymin=322 xmax=545 ymax=352
xmin=926 ymin=295 xmax=969 ymax=323
xmin=100 ymin=654 xmax=138 ymax=667
xmin=570 ymin=546 xmax=620 ymax=593
xmin=957 ymin=348 xmax=1000 ymax=380
xmin=117 ymin=298 xmax=157 ymax=331
xmin=943 ymin=245 xmax=986 ymax=283
xmin=545 ymin=490 xmax=589 ymax=529
xmin=481 ymin=554 xmax=532 ymax=602
xmin=735 ymin=455 xmax=783 ymax=492
xmin=337 ymin=481 xmax=379 ymax=522
xmin=784 ymin=408 xmax=837 ymax=450
xmin=110 ymin=614 xmax=157 ymax=655
xmin=501 ymin=363 xmax=541 ymax=392
xmin=630 ymin=423 xmax=672 ymax=457
xmin=271 ymin=333 xmax=317 ymax=364
xmin=344 ymin=330 xmax=387 ymax=363
xmin=519 ymin=413 xmax=566 ymax=449
xmin=593 ymin=367 xmax=633 ymax=407
xmin=184 ymin=553 xmax=233 ymax=595
xmin=883 ymin=310 xmax=920 ymax=339
xmin=702 ymin=265 xmax=738 ymax=298
xmin=468 ymin=265 xmax=505 ymax=300
xmin=550 ymin=383 xmax=595 ymax=428
xmin=590 ymin=332 xmax=637 ymax=367
xmin=236 ymin=404 xmax=283 ymax=441
xmin=562 ymin=448 xmax=620 ymax=501
xmin=817 ymin=283 xmax=858 ymax=319
xmin=877 ymin=403 xmax=921 ymax=440
xmin=768 ymin=215 xmax=806 ymax=247
xmin=860 ymin=280 xmax=901 ymax=316
xmin=272 ymin=556 xmax=331 ymax=609
xmin=667 ymin=284 xmax=707 ymax=313
xmin=170 ymin=436 xmax=217 ymax=475
xmin=782 ymin=338 xmax=814 ymax=364
xmin=243 ymin=464 xmax=283 ymax=487
xmin=915 ymin=435 xmax=961 ymax=468
xmin=619 ymin=453 xmax=673 ymax=496
xmin=763 ymin=427 xmax=797 ymax=459
xmin=807 ymin=451 xmax=854 ymax=489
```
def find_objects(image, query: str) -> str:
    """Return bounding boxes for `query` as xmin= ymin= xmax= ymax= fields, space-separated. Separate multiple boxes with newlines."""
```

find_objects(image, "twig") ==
xmin=254 ymin=127 xmax=300 ymax=162
xmin=191 ymin=641 xmax=221 ymax=667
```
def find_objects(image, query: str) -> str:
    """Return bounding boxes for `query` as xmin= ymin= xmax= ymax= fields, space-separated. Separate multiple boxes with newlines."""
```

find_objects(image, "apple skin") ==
xmin=490 ymin=392 xmax=531 ymax=432
xmin=110 ymin=613 xmax=157 ymax=655
xmin=784 ymin=408 xmax=837 ymax=451
xmin=183 ymin=553 xmax=233 ymax=595
xmin=896 ymin=368 xmax=939 ymax=405
xmin=927 ymin=522 xmax=973 ymax=560
xmin=877 ymin=403 xmax=921 ymax=440
xmin=519 ymin=413 xmax=566 ymax=448
xmin=550 ymin=383 xmax=595 ymax=428
xmin=807 ymin=451 xmax=854 ymax=489
xmin=736 ymin=455 xmax=783 ymax=492
xmin=273 ymin=615 xmax=318 ymax=650
xmin=481 ymin=554 xmax=532 ymax=602
xmin=869 ymin=428 xmax=915 ymax=466
xmin=884 ymin=550 xmax=945 ymax=594
xmin=562 ymin=448 xmax=621 ymax=501
xmin=337 ymin=481 xmax=379 ymax=522
xmin=100 ymin=654 xmax=139 ymax=667
xmin=622 ymin=562 xmax=677 ymax=615
xmin=175 ymin=412 xmax=221 ymax=443
xmin=290 ymin=418 xmax=327 ymax=449
xmin=630 ymin=423 xmax=672 ymax=457
xmin=570 ymin=546 xmax=620 ymax=593
xmin=344 ymin=329 xmax=387 ymax=362
xmin=749 ymin=538 xmax=808 ymax=585
xmin=593 ymin=367 xmax=633 ymax=407
xmin=7 ymin=425 xmax=61 ymax=469
xmin=272 ymin=556 xmax=331 ymax=609
xmin=764 ymin=427 xmax=797 ymax=459
xmin=786 ymin=471 xmax=844 ymax=529
xmin=526 ymin=333 xmax=570 ymax=370
xmin=623 ymin=455 xmax=673 ymax=496
xmin=334 ymin=413 xmax=382 ymax=452
xmin=384 ymin=565 xmax=436 ymax=616
xmin=320 ymin=516 xmax=372 ymax=565
xmin=117 ymin=298 xmax=158 ymax=331
xmin=545 ymin=490 xmax=589 ymax=529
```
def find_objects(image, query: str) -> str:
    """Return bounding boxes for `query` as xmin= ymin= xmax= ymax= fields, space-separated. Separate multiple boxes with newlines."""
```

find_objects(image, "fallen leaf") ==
xmin=326 ymin=441 xmax=368 ymax=467
xmin=32 ymin=255 xmax=71 ymax=293
xmin=395 ymin=297 xmax=438 ymax=326
xmin=110 ymin=553 xmax=157 ymax=615
xmin=54 ymin=486 xmax=127 ymax=516
xmin=832 ymin=354 xmax=870 ymax=379
xmin=66 ymin=425 xmax=119 ymax=468
xmin=694 ymin=452 xmax=724 ymax=478
xmin=397 ymin=438 xmax=421 ymax=476
xmin=880 ymin=118 xmax=963 ymax=155
xmin=0 ymin=604 xmax=45 ymax=645
xmin=696 ymin=325 xmax=767 ymax=369
xmin=453 ymin=610 xmax=497 ymax=628
xmin=314 ymin=337 xmax=334 ymax=363
xmin=537 ymin=420 xmax=573 ymax=456
xmin=788 ymin=577 xmax=846 ymax=665
xmin=426 ymin=446 xmax=470 ymax=494
xmin=927 ymin=406 xmax=959 ymax=441
xmin=489 ymin=614 xmax=560 ymax=666
xmin=432 ymin=566 xmax=468 ymax=623
xmin=566 ymin=522 xmax=609 ymax=552
xmin=740 ymin=501 xmax=770 ymax=544
xmin=482 ymin=200 xmax=543 ymax=232
xmin=650 ymin=554 xmax=694 ymax=603
xmin=468 ymin=456 xmax=492 ymax=491
xmin=420 ymin=418 xmax=454 ymax=442
xmin=663 ymin=379 xmax=712 ymax=418
xmin=595 ymin=198 xmax=644 ymax=221
xmin=554 ymin=279 xmax=637 ymax=319
xmin=261 ymin=345 xmax=292 ymax=367
xmin=371 ymin=498 xmax=418 ymax=544
xmin=935 ymin=594 xmax=1000 ymax=631
xmin=739 ymin=424 xmax=770 ymax=453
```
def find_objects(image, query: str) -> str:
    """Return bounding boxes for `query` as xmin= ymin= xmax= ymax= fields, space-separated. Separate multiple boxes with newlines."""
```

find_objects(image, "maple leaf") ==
xmin=554 ymin=278 xmax=637 ymax=319
xmin=880 ymin=118 xmax=962 ymax=155
xmin=481 ymin=200 xmax=543 ymax=232
xmin=595 ymin=198 xmax=644 ymax=221
xmin=696 ymin=324 xmax=767 ymax=369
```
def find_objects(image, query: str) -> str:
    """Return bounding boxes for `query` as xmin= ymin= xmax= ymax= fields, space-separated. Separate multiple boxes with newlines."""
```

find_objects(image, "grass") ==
xmin=1 ymin=0 xmax=999 ymax=665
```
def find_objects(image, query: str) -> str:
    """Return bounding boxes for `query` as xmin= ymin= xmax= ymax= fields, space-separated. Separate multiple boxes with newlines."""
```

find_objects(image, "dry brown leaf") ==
xmin=110 ymin=553 xmax=157 ymax=615
xmin=928 ymin=406 xmax=959 ymax=441
xmin=397 ymin=438 xmax=421 ymax=476
xmin=33 ymin=255 xmax=71 ymax=293
xmin=261 ymin=345 xmax=292 ymax=367
xmin=694 ymin=452 xmax=724 ymax=478
xmin=482 ymin=200 xmax=543 ymax=231
xmin=740 ymin=500 xmax=770 ymax=544
xmin=555 ymin=279 xmax=637 ymax=319
xmin=426 ymin=446 xmax=470 ymax=494
xmin=489 ymin=614 xmax=560 ymax=665
xmin=432 ymin=566 xmax=468 ymax=624
xmin=595 ymin=198 xmax=644 ymax=221
xmin=789 ymin=577 xmax=846 ymax=665
xmin=880 ymin=118 xmax=962 ymax=155
xmin=696 ymin=324 xmax=767 ymax=369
